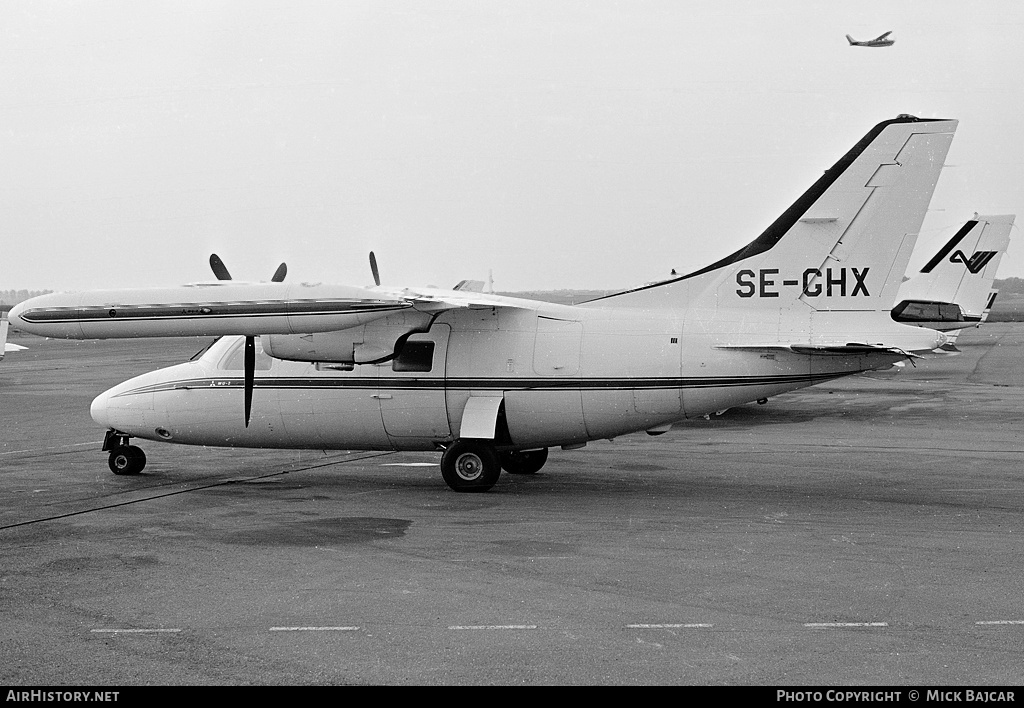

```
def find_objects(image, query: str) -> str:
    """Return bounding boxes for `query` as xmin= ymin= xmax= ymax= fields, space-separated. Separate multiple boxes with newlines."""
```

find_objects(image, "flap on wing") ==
xmin=395 ymin=290 xmax=533 ymax=313
xmin=715 ymin=343 xmax=923 ymax=358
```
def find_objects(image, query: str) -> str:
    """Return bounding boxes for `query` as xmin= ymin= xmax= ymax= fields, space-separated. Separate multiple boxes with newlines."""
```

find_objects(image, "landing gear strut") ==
xmin=440 ymin=439 xmax=501 ymax=492
xmin=102 ymin=430 xmax=147 ymax=475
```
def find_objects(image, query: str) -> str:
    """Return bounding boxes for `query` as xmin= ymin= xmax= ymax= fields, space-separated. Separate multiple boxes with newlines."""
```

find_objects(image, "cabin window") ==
xmin=392 ymin=341 xmax=434 ymax=372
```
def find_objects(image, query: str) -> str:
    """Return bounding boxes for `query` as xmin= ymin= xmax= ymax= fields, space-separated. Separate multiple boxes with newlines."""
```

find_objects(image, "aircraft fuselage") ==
xmin=90 ymin=301 xmax=942 ymax=452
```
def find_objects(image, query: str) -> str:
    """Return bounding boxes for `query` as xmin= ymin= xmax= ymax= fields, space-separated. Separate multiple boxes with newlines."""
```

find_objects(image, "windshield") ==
xmin=199 ymin=335 xmax=274 ymax=371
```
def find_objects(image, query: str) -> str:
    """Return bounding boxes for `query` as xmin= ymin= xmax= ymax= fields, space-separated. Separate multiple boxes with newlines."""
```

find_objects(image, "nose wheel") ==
xmin=107 ymin=445 xmax=147 ymax=475
xmin=102 ymin=430 xmax=146 ymax=475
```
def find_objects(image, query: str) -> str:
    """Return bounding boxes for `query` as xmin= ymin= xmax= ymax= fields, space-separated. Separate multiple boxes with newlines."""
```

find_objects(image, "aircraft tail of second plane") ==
xmin=896 ymin=214 xmax=1015 ymax=321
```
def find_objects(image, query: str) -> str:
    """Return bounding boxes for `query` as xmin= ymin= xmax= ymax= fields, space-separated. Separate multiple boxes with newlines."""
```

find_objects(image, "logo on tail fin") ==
xmin=950 ymin=250 xmax=998 ymax=274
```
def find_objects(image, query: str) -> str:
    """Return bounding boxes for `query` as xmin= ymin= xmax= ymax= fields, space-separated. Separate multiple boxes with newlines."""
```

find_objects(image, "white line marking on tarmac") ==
xmin=941 ymin=488 xmax=1024 ymax=492
xmin=976 ymin=620 xmax=1024 ymax=625
xmin=269 ymin=626 xmax=360 ymax=631
xmin=804 ymin=622 xmax=888 ymax=628
xmin=627 ymin=624 xmax=713 ymax=629
xmin=381 ymin=463 xmax=437 ymax=467
xmin=91 ymin=628 xmax=182 ymax=633
xmin=1 ymin=442 xmax=95 ymax=456
xmin=449 ymin=625 xmax=538 ymax=630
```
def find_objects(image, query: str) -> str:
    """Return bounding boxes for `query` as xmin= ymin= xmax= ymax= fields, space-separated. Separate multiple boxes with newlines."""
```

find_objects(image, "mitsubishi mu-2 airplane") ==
xmin=847 ymin=31 xmax=894 ymax=47
xmin=11 ymin=115 xmax=958 ymax=492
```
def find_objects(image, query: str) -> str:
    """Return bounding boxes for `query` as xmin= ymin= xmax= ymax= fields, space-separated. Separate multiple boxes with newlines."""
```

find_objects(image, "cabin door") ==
xmin=378 ymin=325 xmax=452 ymax=442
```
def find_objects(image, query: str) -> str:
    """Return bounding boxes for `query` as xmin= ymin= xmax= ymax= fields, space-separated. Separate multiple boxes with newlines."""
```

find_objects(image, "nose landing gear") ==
xmin=102 ymin=430 xmax=147 ymax=475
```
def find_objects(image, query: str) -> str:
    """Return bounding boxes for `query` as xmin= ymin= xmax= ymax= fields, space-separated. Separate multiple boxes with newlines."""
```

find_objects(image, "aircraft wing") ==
xmin=876 ymin=31 xmax=893 ymax=40
xmin=9 ymin=281 xmax=537 ymax=341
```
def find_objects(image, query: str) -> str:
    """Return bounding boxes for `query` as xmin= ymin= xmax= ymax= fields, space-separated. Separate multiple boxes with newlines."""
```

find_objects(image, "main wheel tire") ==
xmin=108 ymin=445 xmax=146 ymax=475
xmin=499 ymin=448 xmax=549 ymax=475
xmin=441 ymin=440 xmax=501 ymax=492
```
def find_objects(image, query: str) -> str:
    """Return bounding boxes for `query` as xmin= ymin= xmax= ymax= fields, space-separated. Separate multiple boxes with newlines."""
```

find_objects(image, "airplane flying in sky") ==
xmin=847 ymin=31 xmax=894 ymax=47
xmin=11 ymin=115 xmax=957 ymax=492
xmin=892 ymin=214 xmax=1015 ymax=346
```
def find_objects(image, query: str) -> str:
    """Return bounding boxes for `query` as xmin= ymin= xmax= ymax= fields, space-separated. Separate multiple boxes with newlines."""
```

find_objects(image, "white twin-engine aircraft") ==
xmin=11 ymin=115 xmax=957 ymax=492
xmin=846 ymin=31 xmax=894 ymax=48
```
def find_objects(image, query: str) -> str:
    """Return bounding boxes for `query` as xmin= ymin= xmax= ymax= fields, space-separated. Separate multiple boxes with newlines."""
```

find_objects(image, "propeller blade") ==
xmin=209 ymin=254 xmax=232 ymax=281
xmin=369 ymin=251 xmax=380 ymax=286
xmin=243 ymin=335 xmax=255 ymax=428
xmin=271 ymin=263 xmax=287 ymax=282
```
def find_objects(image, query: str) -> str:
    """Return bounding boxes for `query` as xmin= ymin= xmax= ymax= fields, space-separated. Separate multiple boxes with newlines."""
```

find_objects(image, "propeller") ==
xmin=209 ymin=253 xmax=232 ymax=281
xmin=369 ymin=251 xmax=381 ymax=286
xmin=206 ymin=253 xmax=288 ymax=428
xmin=243 ymin=335 xmax=255 ymax=428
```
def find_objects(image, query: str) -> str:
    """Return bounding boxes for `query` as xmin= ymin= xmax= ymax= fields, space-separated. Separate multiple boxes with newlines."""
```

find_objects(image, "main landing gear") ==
xmin=440 ymin=441 xmax=550 ymax=492
xmin=102 ymin=430 xmax=147 ymax=475
xmin=499 ymin=448 xmax=549 ymax=475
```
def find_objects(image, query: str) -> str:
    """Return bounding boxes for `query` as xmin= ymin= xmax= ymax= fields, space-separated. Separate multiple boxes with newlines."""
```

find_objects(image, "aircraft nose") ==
xmin=90 ymin=389 xmax=112 ymax=429
xmin=7 ymin=301 xmax=27 ymax=329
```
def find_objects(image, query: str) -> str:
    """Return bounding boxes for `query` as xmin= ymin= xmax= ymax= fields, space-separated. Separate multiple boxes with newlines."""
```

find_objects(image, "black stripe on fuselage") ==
xmin=112 ymin=371 xmax=861 ymax=399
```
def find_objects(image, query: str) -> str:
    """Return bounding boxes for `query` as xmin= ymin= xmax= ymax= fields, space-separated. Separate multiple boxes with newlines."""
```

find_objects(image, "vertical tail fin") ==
xmin=896 ymin=214 xmax=1014 ymax=319
xmin=846 ymin=34 xmax=856 ymax=45
xmin=586 ymin=115 xmax=957 ymax=316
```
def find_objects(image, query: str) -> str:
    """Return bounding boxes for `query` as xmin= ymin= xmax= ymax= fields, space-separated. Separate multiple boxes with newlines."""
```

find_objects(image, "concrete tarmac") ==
xmin=1 ymin=326 xmax=1022 ymax=685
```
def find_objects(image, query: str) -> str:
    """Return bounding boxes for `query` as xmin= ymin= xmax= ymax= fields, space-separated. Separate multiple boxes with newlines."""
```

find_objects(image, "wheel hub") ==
xmin=455 ymin=453 xmax=483 ymax=481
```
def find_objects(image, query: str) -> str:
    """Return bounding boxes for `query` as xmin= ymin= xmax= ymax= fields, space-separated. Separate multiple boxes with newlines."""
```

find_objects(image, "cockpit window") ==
xmin=219 ymin=337 xmax=274 ymax=371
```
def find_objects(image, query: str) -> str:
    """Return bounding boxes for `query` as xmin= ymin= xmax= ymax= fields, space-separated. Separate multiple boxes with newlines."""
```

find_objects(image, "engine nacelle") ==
xmin=262 ymin=310 xmax=435 ymax=364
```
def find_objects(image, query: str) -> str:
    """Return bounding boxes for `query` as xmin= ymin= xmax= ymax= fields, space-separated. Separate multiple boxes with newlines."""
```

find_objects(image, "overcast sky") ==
xmin=2 ymin=1 xmax=1022 ymax=293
